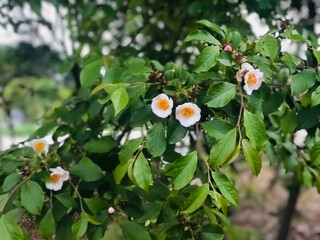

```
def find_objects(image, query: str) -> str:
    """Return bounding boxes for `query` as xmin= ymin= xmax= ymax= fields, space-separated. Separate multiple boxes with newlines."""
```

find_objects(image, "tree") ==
xmin=0 ymin=1 xmax=320 ymax=239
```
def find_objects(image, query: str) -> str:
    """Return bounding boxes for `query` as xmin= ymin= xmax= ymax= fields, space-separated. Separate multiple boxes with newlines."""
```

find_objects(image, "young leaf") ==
xmin=0 ymin=215 xmax=24 ymax=240
xmin=181 ymin=184 xmax=209 ymax=214
xmin=2 ymin=172 xmax=21 ymax=192
xmin=119 ymin=137 xmax=143 ymax=163
xmin=39 ymin=209 xmax=56 ymax=239
xmin=243 ymin=110 xmax=267 ymax=151
xmin=111 ymin=87 xmax=129 ymax=116
xmin=241 ymin=139 xmax=262 ymax=176
xmin=80 ymin=60 xmax=101 ymax=88
xmin=83 ymin=136 xmax=116 ymax=153
xmin=20 ymin=181 xmax=44 ymax=215
xmin=165 ymin=151 xmax=198 ymax=190
xmin=291 ymin=70 xmax=316 ymax=95
xmin=70 ymin=157 xmax=104 ymax=182
xmin=114 ymin=158 xmax=134 ymax=184
xmin=133 ymin=153 xmax=153 ymax=192
xmin=255 ymin=35 xmax=279 ymax=61
xmin=205 ymin=82 xmax=236 ymax=108
xmin=146 ymin=122 xmax=166 ymax=157
xmin=209 ymin=128 xmax=237 ymax=168
xmin=72 ymin=213 xmax=88 ymax=240
xmin=120 ymin=220 xmax=151 ymax=240
xmin=184 ymin=30 xmax=220 ymax=45
xmin=194 ymin=46 xmax=220 ymax=73
xmin=197 ymin=20 xmax=225 ymax=37
xmin=212 ymin=172 xmax=238 ymax=206
xmin=55 ymin=192 xmax=77 ymax=209
xmin=310 ymin=142 xmax=320 ymax=166
xmin=311 ymin=86 xmax=320 ymax=107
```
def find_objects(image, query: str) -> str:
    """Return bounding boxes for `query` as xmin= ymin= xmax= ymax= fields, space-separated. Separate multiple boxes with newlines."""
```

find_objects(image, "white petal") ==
xmin=45 ymin=180 xmax=64 ymax=191
xmin=241 ymin=63 xmax=254 ymax=71
xmin=151 ymin=93 xmax=173 ymax=118
xmin=175 ymin=103 xmax=201 ymax=127
xmin=293 ymin=129 xmax=308 ymax=147
xmin=243 ymin=84 xmax=253 ymax=95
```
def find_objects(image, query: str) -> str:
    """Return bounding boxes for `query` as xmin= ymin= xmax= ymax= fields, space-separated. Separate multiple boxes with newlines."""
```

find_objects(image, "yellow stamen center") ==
xmin=50 ymin=174 xmax=61 ymax=183
xmin=247 ymin=73 xmax=257 ymax=85
xmin=157 ymin=99 xmax=169 ymax=110
xmin=35 ymin=142 xmax=45 ymax=152
xmin=181 ymin=107 xmax=194 ymax=118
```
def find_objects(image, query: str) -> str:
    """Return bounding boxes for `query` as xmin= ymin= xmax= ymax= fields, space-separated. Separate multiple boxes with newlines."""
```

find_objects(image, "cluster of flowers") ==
xmin=30 ymin=139 xmax=69 ymax=191
xmin=151 ymin=94 xmax=201 ymax=127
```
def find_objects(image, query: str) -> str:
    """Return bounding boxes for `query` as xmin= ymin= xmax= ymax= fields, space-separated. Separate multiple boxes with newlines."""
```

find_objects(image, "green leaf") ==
xmin=212 ymin=172 xmax=238 ymax=206
xmin=181 ymin=184 xmax=209 ymax=214
xmin=39 ymin=209 xmax=56 ymax=239
xmin=205 ymin=82 xmax=236 ymax=108
xmin=114 ymin=158 xmax=134 ymax=184
xmin=27 ymin=121 xmax=58 ymax=141
xmin=201 ymin=224 xmax=224 ymax=240
xmin=29 ymin=0 xmax=41 ymax=16
xmin=70 ymin=157 xmax=104 ymax=182
xmin=302 ymin=168 xmax=313 ymax=188
xmin=119 ymin=137 xmax=143 ymax=163
xmin=165 ymin=152 xmax=198 ymax=190
xmin=55 ymin=192 xmax=77 ymax=209
xmin=84 ymin=213 xmax=102 ymax=225
xmin=167 ymin=118 xmax=188 ymax=144
xmin=111 ymin=87 xmax=129 ymax=116
xmin=311 ymin=142 xmax=320 ymax=166
xmin=197 ymin=20 xmax=225 ymax=37
xmin=280 ymin=110 xmax=297 ymax=134
xmin=20 ymin=181 xmax=44 ymax=215
xmin=311 ymin=86 xmax=320 ymax=107
xmin=80 ymin=60 xmax=101 ymax=88
xmin=84 ymin=198 xmax=107 ymax=215
xmin=0 ymin=215 xmax=24 ymax=240
xmin=194 ymin=46 xmax=220 ymax=73
xmin=217 ymin=51 xmax=232 ymax=66
xmin=146 ymin=123 xmax=166 ymax=157
xmin=243 ymin=110 xmax=267 ymax=150
xmin=83 ymin=136 xmax=116 ymax=153
xmin=201 ymin=119 xmax=234 ymax=140
xmin=133 ymin=153 xmax=153 ymax=192
xmin=313 ymin=50 xmax=320 ymax=65
xmin=72 ymin=213 xmax=88 ymax=240
xmin=2 ymin=172 xmax=21 ymax=192
xmin=255 ymin=35 xmax=279 ymax=61
xmin=242 ymin=139 xmax=262 ymax=176
xmin=184 ymin=30 xmax=220 ymax=45
xmin=209 ymin=128 xmax=237 ymax=168
xmin=0 ymin=194 xmax=9 ymax=213
xmin=120 ymin=220 xmax=151 ymax=240
xmin=291 ymin=70 xmax=316 ymax=95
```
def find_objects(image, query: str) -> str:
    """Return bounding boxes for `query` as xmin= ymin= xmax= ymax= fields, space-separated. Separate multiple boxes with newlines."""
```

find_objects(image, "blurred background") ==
xmin=0 ymin=0 xmax=320 ymax=239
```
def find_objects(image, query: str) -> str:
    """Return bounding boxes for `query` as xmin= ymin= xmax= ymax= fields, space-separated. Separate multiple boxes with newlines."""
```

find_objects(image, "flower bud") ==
xmin=108 ymin=207 xmax=115 ymax=214
xmin=224 ymin=44 xmax=232 ymax=51
xmin=293 ymin=129 xmax=308 ymax=148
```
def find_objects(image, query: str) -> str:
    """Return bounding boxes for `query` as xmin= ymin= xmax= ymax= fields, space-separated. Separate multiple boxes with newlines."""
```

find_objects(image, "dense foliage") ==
xmin=0 ymin=16 xmax=320 ymax=239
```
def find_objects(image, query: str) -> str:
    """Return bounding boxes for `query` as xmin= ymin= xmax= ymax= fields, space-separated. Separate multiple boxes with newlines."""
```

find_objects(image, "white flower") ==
xmin=175 ymin=103 xmax=201 ymax=127
xmin=45 ymin=167 xmax=69 ymax=191
xmin=293 ymin=129 xmax=308 ymax=148
xmin=236 ymin=63 xmax=254 ymax=82
xmin=189 ymin=178 xmax=203 ymax=186
xmin=151 ymin=93 xmax=174 ymax=118
xmin=108 ymin=207 xmax=115 ymax=214
xmin=243 ymin=69 xmax=263 ymax=95
xmin=31 ymin=138 xmax=49 ymax=154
